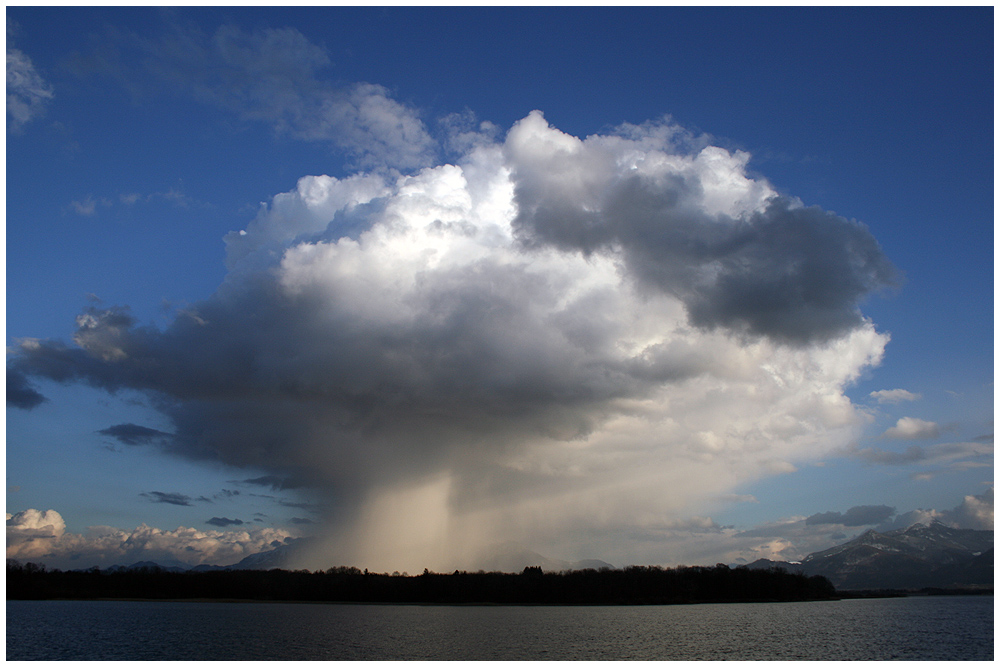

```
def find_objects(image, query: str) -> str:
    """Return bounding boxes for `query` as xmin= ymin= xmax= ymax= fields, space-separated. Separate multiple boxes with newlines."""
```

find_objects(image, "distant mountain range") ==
xmin=471 ymin=541 xmax=615 ymax=573
xmin=100 ymin=540 xmax=614 ymax=575
xmin=99 ymin=540 xmax=311 ymax=574
xmin=94 ymin=521 xmax=992 ymax=591
xmin=746 ymin=521 xmax=993 ymax=590
xmin=103 ymin=560 xmax=190 ymax=574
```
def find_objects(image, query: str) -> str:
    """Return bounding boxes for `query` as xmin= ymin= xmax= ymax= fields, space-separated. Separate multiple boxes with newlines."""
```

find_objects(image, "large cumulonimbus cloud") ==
xmin=9 ymin=110 xmax=896 ymax=571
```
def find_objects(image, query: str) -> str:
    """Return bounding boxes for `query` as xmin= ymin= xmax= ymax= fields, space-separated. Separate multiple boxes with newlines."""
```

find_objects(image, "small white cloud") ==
xmin=883 ymin=417 xmax=940 ymax=440
xmin=70 ymin=196 xmax=97 ymax=216
xmin=69 ymin=195 xmax=113 ymax=216
xmin=150 ymin=188 xmax=192 ymax=207
xmin=870 ymin=388 xmax=921 ymax=404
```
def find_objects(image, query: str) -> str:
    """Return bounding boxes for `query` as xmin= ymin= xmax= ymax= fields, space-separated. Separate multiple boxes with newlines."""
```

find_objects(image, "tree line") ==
xmin=7 ymin=560 xmax=836 ymax=604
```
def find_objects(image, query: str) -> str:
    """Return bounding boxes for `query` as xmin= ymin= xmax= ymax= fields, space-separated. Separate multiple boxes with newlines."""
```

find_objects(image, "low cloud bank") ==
xmin=732 ymin=487 xmax=994 ymax=563
xmin=7 ymin=509 xmax=296 ymax=570
xmin=9 ymin=487 xmax=990 ymax=570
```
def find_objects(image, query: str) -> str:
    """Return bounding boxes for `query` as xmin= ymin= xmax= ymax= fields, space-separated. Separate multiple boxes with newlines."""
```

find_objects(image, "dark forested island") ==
xmin=7 ymin=560 xmax=836 ymax=605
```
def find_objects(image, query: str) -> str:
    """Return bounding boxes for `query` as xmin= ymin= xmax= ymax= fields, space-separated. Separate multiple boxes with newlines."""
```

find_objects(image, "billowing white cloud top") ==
xmin=11 ymin=111 xmax=896 ymax=571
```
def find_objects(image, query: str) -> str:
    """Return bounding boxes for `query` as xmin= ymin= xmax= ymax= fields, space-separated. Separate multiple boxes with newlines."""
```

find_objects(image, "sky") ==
xmin=6 ymin=7 xmax=994 ymax=573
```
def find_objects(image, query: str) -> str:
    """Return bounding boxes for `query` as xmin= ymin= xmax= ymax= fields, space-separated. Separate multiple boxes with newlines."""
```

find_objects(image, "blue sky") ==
xmin=6 ymin=7 xmax=993 ymax=572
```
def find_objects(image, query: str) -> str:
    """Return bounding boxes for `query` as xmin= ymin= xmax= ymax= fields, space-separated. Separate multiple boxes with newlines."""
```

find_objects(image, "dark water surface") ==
xmin=7 ymin=595 xmax=993 ymax=660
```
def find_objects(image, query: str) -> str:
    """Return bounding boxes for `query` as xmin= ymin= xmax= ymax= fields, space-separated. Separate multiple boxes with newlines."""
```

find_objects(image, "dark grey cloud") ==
xmin=509 ymin=157 xmax=897 ymax=345
xmin=805 ymin=504 xmax=895 ymax=527
xmin=8 ymin=262 xmax=645 ymax=496
xmin=289 ymin=517 xmax=314 ymax=525
xmin=140 ymin=491 xmax=193 ymax=506
xmin=97 ymin=423 xmax=171 ymax=446
xmin=678 ymin=200 xmax=897 ymax=343
xmin=206 ymin=517 xmax=244 ymax=527
xmin=6 ymin=369 xmax=46 ymax=409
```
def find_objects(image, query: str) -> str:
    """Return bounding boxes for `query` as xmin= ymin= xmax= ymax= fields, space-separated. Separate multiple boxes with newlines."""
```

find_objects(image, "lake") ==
xmin=6 ymin=595 xmax=993 ymax=660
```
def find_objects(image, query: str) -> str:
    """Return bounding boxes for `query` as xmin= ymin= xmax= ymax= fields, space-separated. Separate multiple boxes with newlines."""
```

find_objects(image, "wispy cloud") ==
xmin=847 ymin=440 xmax=992 ymax=468
xmin=6 ymin=24 xmax=53 ymax=133
xmin=119 ymin=188 xmax=198 ymax=208
xmin=69 ymin=195 xmax=112 ymax=217
xmin=69 ymin=188 xmax=202 ymax=217
xmin=74 ymin=23 xmax=435 ymax=170
xmin=233 ymin=476 xmax=301 ymax=491
xmin=805 ymin=504 xmax=895 ymax=526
